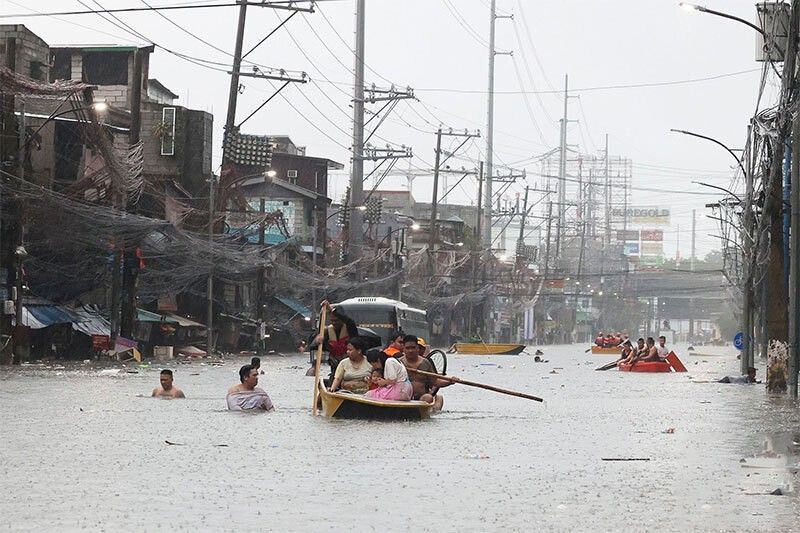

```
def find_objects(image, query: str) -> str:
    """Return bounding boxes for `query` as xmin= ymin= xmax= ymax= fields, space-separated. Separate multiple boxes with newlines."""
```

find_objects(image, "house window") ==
xmin=82 ymin=51 xmax=128 ymax=85
xmin=287 ymin=169 xmax=298 ymax=184
xmin=160 ymin=107 xmax=176 ymax=156
xmin=54 ymin=121 xmax=83 ymax=183
xmin=51 ymin=51 xmax=72 ymax=81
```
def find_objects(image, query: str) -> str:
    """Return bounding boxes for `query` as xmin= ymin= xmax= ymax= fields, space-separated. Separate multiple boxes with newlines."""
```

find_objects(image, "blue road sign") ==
xmin=733 ymin=332 xmax=744 ymax=350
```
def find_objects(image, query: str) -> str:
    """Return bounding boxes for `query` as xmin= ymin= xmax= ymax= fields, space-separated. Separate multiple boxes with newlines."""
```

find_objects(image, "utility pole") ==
xmin=543 ymin=201 xmax=553 ymax=281
xmin=483 ymin=0 xmax=512 ymax=249
xmin=515 ymin=186 xmax=530 ymax=269
xmin=555 ymin=75 xmax=569 ymax=260
xmin=790 ymin=114 xmax=800 ymax=397
xmin=225 ymin=1 xmax=248 ymax=133
xmin=207 ymin=176 xmax=215 ymax=354
xmin=689 ymin=208 xmax=696 ymax=341
xmin=348 ymin=0 xmax=366 ymax=262
xmin=13 ymin=100 xmax=25 ymax=363
xmin=120 ymin=48 xmax=144 ymax=340
xmin=604 ymin=133 xmax=610 ymax=246
xmin=429 ymin=128 xmax=443 ymax=251
xmin=257 ymin=198 xmax=266 ymax=355
xmin=741 ymin=123 xmax=755 ymax=376
xmin=476 ymin=161 xmax=484 ymax=244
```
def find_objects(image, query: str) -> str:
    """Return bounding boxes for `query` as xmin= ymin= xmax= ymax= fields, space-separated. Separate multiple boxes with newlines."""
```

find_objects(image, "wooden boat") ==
xmin=317 ymin=379 xmax=433 ymax=420
xmin=591 ymin=345 xmax=622 ymax=355
xmin=453 ymin=343 xmax=526 ymax=355
xmin=619 ymin=352 xmax=687 ymax=373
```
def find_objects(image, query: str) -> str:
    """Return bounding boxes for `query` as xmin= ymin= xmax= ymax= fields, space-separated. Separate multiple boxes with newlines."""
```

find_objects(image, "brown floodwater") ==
xmin=1 ymin=344 xmax=798 ymax=532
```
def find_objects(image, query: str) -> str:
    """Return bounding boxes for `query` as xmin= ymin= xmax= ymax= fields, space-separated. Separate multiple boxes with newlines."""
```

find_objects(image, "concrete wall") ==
xmin=140 ymin=101 xmax=213 ymax=195
xmin=0 ymin=25 xmax=49 ymax=80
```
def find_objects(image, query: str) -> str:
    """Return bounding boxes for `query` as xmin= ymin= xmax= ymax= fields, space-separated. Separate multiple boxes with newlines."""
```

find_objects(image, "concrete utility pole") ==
xmin=429 ymin=128 xmax=443 ymax=250
xmin=207 ymin=176 xmax=215 ymax=353
xmin=225 ymin=2 xmax=248 ymax=132
xmin=791 ymin=113 xmax=800 ymax=397
xmin=483 ymin=0 xmax=512 ymax=249
xmin=604 ymin=133 xmax=610 ymax=246
xmin=741 ymin=123 xmax=754 ymax=376
xmin=555 ymin=75 xmax=568 ymax=260
xmin=348 ymin=0 xmax=366 ymax=262
xmin=483 ymin=0 xmax=496 ymax=249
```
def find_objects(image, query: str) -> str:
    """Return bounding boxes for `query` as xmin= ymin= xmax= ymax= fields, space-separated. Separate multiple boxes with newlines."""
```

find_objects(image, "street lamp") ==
xmin=678 ymin=3 xmax=768 ymax=38
xmin=25 ymin=101 xmax=109 ymax=147
xmin=670 ymin=129 xmax=746 ymax=178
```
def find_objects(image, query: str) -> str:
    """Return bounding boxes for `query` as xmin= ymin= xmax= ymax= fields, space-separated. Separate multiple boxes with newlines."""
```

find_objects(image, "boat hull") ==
xmin=318 ymin=380 xmax=432 ymax=420
xmin=619 ymin=361 xmax=672 ymax=373
xmin=454 ymin=343 xmax=526 ymax=355
xmin=591 ymin=346 xmax=622 ymax=355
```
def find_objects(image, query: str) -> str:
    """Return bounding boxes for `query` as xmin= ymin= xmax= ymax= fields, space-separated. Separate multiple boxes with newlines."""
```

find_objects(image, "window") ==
xmin=160 ymin=107 xmax=176 ymax=156
xmin=54 ymin=122 xmax=83 ymax=183
xmin=287 ymin=169 xmax=298 ymax=184
xmin=82 ymin=51 xmax=128 ymax=85
xmin=51 ymin=51 xmax=72 ymax=81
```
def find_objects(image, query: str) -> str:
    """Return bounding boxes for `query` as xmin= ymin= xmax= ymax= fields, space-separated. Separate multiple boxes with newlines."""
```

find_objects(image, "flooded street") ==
xmin=2 ymin=344 xmax=799 ymax=532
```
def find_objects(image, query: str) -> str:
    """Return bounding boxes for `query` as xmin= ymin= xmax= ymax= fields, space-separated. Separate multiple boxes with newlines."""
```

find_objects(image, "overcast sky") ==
xmin=3 ymin=0 xmax=774 ymax=257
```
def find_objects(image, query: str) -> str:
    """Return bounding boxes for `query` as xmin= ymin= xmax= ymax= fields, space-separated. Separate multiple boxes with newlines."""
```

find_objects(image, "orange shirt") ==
xmin=384 ymin=346 xmax=401 ymax=357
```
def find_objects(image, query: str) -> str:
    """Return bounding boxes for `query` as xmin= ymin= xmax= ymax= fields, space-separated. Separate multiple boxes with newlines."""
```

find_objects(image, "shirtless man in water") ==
xmin=152 ymin=369 xmax=185 ymax=398
xmin=227 ymin=364 xmax=274 ymax=411
xmin=399 ymin=335 xmax=455 ymax=410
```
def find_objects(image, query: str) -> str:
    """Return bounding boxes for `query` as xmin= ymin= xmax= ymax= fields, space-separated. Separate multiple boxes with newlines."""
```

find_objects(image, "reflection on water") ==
xmin=1 ymin=344 xmax=798 ymax=531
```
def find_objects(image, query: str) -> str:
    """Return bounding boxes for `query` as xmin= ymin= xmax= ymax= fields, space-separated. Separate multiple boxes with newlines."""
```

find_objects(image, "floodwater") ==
xmin=1 ymin=344 xmax=799 ymax=532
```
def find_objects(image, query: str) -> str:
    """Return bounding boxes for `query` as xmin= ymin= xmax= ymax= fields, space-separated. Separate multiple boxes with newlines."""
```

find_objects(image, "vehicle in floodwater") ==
xmin=332 ymin=297 xmax=429 ymax=346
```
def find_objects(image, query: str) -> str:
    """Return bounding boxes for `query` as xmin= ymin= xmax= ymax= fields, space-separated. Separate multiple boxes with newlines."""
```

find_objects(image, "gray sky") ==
xmin=3 ymin=0 xmax=772 ymax=257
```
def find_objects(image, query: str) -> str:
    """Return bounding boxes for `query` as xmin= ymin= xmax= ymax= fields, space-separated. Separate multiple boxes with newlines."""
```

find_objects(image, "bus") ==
xmin=333 ymin=297 xmax=429 ymax=346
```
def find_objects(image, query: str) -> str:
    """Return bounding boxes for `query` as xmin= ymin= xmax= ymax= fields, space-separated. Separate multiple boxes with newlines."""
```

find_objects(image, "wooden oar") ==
xmin=407 ymin=367 xmax=543 ymax=403
xmin=311 ymin=305 xmax=327 ymax=416
xmin=596 ymin=359 xmax=623 ymax=371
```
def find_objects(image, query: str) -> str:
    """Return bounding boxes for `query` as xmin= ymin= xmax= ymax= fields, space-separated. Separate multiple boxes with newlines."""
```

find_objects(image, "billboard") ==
xmin=640 ymin=229 xmax=664 ymax=241
xmin=623 ymin=242 xmax=640 ymax=256
xmin=612 ymin=207 xmax=671 ymax=226
xmin=616 ymin=229 xmax=639 ymax=241
xmin=641 ymin=242 xmax=664 ymax=255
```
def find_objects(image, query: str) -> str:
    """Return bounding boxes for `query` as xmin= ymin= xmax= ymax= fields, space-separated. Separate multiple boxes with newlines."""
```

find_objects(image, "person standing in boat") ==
xmin=314 ymin=300 xmax=359 ymax=376
xmin=328 ymin=336 xmax=373 ymax=394
xmin=365 ymin=348 xmax=413 ymax=401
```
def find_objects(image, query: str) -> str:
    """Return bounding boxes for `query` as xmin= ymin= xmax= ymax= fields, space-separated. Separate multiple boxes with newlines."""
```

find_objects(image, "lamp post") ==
xmin=671 ymin=126 xmax=753 ymax=369
xmin=24 ymin=102 xmax=108 ymax=147
xmin=678 ymin=3 xmax=768 ymax=38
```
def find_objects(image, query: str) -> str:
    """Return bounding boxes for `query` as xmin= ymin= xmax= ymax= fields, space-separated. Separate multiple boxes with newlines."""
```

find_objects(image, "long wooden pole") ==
xmin=312 ymin=305 xmax=327 ymax=415
xmin=407 ymin=367 xmax=543 ymax=403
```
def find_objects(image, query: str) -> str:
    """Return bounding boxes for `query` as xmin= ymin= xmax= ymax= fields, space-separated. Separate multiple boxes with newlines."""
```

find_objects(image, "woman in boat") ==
xmin=314 ymin=300 xmax=359 ymax=376
xmin=618 ymin=337 xmax=646 ymax=367
xmin=364 ymin=348 xmax=413 ymax=401
xmin=329 ymin=336 xmax=373 ymax=394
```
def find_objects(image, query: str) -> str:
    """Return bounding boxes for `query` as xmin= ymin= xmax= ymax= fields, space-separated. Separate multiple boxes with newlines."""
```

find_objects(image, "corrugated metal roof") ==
xmin=71 ymin=305 xmax=111 ymax=337
xmin=276 ymin=296 xmax=311 ymax=319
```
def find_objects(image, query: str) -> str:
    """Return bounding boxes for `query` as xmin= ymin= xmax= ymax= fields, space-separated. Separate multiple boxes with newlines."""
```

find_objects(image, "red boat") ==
xmin=619 ymin=361 xmax=672 ymax=373
xmin=619 ymin=352 xmax=687 ymax=373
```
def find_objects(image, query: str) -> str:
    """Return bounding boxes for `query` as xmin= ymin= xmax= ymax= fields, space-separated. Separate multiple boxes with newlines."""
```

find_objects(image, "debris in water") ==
xmin=770 ymin=488 xmax=784 ymax=496
xmin=464 ymin=454 xmax=490 ymax=460
xmin=165 ymin=440 xmax=186 ymax=446
xmin=601 ymin=458 xmax=650 ymax=461
xmin=663 ymin=428 xmax=676 ymax=434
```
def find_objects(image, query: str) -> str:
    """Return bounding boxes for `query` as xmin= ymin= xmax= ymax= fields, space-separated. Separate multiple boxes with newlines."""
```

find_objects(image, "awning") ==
xmin=276 ymin=296 xmax=311 ymax=319
xmin=20 ymin=304 xmax=75 ymax=329
xmin=137 ymin=308 xmax=178 ymax=324
xmin=161 ymin=312 xmax=205 ymax=328
xmin=136 ymin=309 xmax=204 ymax=328
xmin=71 ymin=305 xmax=111 ymax=337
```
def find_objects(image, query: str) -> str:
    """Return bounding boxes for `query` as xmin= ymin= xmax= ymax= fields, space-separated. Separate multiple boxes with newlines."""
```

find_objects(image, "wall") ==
xmin=0 ymin=25 xmax=49 ymax=81
xmin=140 ymin=101 xmax=213 ymax=196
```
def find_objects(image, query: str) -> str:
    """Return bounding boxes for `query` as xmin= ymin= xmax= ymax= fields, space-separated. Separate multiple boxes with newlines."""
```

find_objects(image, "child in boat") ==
xmin=364 ymin=348 xmax=413 ymax=401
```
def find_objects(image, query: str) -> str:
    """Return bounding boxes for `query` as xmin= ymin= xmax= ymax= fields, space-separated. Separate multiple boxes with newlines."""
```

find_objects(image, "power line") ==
xmin=0 ymin=1 xmax=327 ymax=18
xmin=413 ymin=68 xmax=761 ymax=95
